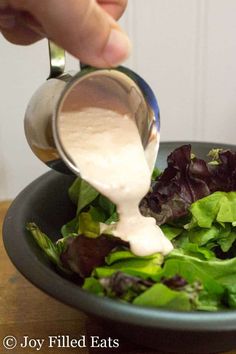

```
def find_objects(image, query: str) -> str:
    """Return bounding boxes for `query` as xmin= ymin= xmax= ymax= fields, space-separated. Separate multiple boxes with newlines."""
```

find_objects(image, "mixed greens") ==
xmin=27 ymin=145 xmax=236 ymax=311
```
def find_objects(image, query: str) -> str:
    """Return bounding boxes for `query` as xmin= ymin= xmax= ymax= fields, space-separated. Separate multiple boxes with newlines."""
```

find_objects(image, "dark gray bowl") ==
xmin=3 ymin=142 xmax=236 ymax=354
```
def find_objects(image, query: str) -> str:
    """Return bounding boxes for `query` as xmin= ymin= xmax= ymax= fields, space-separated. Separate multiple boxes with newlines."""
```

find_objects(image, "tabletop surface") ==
xmin=0 ymin=200 xmax=236 ymax=354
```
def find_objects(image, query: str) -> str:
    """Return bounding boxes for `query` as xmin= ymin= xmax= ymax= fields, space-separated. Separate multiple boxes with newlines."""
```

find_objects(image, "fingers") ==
xmin=0 ymin=3 xmax=44 ymax=45
xmin=29 ymin=0 xmax=131 ymax=67
xmin=1 ymin=25 xmax=42 ymax=46
xmin=97 ymin=0 xmax=128 ymax=19
xmin=0 ymin=9 xmax=43 ymax=45
xmin=3 ymin=0 xmax=130 ymax=67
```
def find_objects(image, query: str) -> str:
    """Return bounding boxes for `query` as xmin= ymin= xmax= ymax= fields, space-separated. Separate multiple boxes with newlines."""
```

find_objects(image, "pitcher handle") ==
xmin=48 ymin=41 xmax=66 ymax=79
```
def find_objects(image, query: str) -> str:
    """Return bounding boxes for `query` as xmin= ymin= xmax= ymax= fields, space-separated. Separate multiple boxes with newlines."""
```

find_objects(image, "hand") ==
xmin=0 ymin=0 xmax=130 ymax=67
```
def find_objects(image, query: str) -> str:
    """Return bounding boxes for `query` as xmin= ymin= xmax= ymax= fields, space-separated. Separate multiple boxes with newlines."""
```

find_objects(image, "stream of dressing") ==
xmin=58 ymin=108 xmax=173 ymax=256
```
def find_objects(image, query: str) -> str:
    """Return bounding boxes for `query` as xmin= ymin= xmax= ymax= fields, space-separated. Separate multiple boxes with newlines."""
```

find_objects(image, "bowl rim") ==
xmin=3 ymin=141 xmax=236 ymax=331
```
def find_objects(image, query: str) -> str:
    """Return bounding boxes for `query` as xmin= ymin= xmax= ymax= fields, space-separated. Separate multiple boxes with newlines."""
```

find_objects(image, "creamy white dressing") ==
xmin=58 ymin=107 xmax=173 ymax=256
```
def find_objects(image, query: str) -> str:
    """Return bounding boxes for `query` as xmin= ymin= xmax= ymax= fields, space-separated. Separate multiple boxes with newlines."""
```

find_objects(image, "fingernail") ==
xmin=0 ymin=14 xmax=15 ymax=29
xmin=103 ymin=29 xmax=131 ymax=67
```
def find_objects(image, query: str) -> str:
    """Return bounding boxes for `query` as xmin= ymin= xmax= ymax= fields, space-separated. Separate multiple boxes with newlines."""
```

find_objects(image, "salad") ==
xmin=27 ymin=144 xmax=236 ymax=311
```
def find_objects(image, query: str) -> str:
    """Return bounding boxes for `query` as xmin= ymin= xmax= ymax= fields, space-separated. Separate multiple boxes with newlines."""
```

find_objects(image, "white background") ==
xmin=0 ymin=0 xmax=236 ymax=200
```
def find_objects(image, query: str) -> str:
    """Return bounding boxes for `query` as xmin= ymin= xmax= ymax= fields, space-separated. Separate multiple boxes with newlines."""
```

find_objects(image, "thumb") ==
xmin=14 ymin=0 xmax=131 ymax=67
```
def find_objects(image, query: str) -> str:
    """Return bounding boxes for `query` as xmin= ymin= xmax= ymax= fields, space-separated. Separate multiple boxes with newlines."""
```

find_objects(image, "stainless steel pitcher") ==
xmin=24 ymin=41 xmax=160 ymax=175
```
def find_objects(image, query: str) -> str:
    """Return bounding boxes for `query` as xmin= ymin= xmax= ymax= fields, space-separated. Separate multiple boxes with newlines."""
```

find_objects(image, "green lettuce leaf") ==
xmin=151 ymin=167 xmax=162 ymax=180
xmin=65 ymin=177 xmax=117 ymax=238
xmin=105 ymin=249 xmax=162 ymax=265
xmin=170 ymin=191 xmax=236 ymax=255
xmin=155 ymin=255 xmax=224 ymax=296
xmin=61 ymin=216 xmax=79 ymax=237
xmin=196 ymin=291 xmax=223 ymax=311
xmin=93 ymin=250 xmax=163 ymax=280
xmin=190 ymin=191 xmax=236 ymax=228
xmin=68 ymin=177 xmax=81 ymax=205
xmin=78 ymin=212 xmax=100 ymax=238
xmin=98 ymin=195 xmax=116 ymax=216
xmin=83 ymin=277 xmax=104 ymax=296
xmin=105 ymin=212 xmax=118 ymax=224
xmin=76 ymin=180 xmax=99 ymax=214
xmin=133 ymin=283 xmax=191 ymax=311
xmin=161 ymin=224 xmax=183 ymax=240
xmin=77 ymin=209 xmax=117 ymax=239
xmin=179 ymin=243 xmax=216 ymax=260
xmin=166 ymin=249 xmax=236 ymax=292
xmin=26 ymin=223 xmax=69 ymax=272
xmin=68 ymin=177 xmax=99 ymax=213
xmin=89 ymin=205 xmax=107 ymax=222
xmin=217 ymin=228 xmax=236 ymax=252
xmin=224 ymin=283 xmax=236 ymax=308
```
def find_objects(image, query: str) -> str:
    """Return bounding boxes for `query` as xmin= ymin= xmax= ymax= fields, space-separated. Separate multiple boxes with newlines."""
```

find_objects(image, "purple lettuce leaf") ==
xmin=99 ymin=271 xmax=154 ymax=302
xmin=209 ymin=150 xmax=236 ymax=192
xmin=140 ymin=145 xmax=236 ymax=225
xmin=60 ymin=235 xmax=127 ymax=278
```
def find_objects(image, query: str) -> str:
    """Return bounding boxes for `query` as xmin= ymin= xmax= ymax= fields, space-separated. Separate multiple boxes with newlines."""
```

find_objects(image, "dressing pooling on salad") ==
xmin=56 ymin=78 xmax=173 ymax=257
